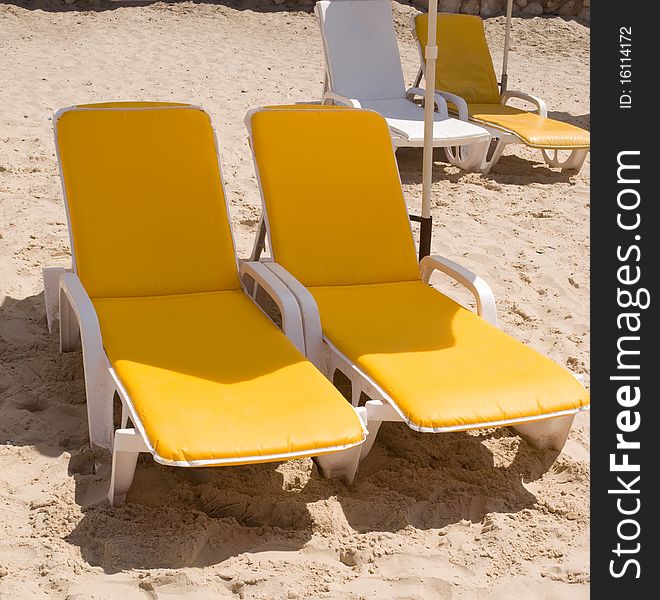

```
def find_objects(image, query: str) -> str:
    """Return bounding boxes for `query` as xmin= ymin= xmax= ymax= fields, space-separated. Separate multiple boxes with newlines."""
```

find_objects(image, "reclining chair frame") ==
xmin=410 ymin=16 xmax=589 ymax=174
xmin=245 ymin=106 xmax=586 ymax=465
xmin=316 ymin=0 xmax=490 ymax=172
xmin=43 ymin=105 xmax=367 ymax=507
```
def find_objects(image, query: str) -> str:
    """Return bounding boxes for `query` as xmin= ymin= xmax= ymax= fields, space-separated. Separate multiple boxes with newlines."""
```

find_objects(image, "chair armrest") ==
xmin=262 ymin=263 xmax=325 ymax=368
xmin=239 ymin=261 xmax=306 ymax=354
xmin=501 ymin=90 xmax=548 ymax=117
xmin=434 ymin=91 xmax=469 ymax=121
xmin=59 ymin=272 xmax=115 ymax=450
xmin=322 ymin=92 xmax=361 ymax=109
xmin=59 ymin=272 xmax=104 ymax=353
xmin=406 ymin=86 xmax=449 ymax=118
xmin=419 ymin=255 xmax=498 ymax=327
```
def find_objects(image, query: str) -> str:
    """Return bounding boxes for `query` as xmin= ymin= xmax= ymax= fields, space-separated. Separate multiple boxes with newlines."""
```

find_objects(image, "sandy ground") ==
xmin=0 ymin=1 xmax=590 ymax=598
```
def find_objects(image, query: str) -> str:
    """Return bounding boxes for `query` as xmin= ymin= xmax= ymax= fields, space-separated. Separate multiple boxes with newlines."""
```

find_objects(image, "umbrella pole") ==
xmin=501 ymin=0 xmax=513 ymax=93
xmin=420 ymin=0 xmax=438 ymax=260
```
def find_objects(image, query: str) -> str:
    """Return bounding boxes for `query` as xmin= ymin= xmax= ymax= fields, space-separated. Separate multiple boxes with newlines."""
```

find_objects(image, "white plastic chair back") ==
xmin=316 ymin=0 xmax=407 ymax=100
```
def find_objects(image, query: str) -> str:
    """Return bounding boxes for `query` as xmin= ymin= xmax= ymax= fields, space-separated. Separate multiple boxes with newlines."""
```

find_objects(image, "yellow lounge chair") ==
xmin=42 ymin=102 xmax=366 ymax=506
xmin=245 ymin=106 xmax=589 ymax=462
xmin=412 ymin=13 xmax=590 ymax=173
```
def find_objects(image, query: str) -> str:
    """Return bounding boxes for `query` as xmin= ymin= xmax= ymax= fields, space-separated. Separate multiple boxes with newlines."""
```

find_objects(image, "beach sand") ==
xmin=0 ymin=1 xmax=589 ymax=598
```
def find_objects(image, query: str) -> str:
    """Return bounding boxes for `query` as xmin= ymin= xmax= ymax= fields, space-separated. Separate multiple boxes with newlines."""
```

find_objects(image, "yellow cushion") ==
xmin=467 ymin=104 xmax=591 ymax=149
xmin=250 ymin=107 xmax=421 ymax=287
xmin=416 ymin=13 xmax=500 ymax=104
xmin=75 ymin=102 xmax=190 ymax=109
xmin=56 ymin=103 xmax=240 ymax=298
xmin=415 ymin=15 xmax=590 ymax=150
xmin=93 ymin=290 xmax=366 ymax=464
xmin=260 ymin=104 xmax=350 ymax=110
xmin=309 ymin=281 xmax=589 ymax=430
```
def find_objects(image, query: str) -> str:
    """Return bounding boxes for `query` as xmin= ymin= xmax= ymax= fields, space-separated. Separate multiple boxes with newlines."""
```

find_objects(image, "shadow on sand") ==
xmin=1 ymin=290 xmax=560 ymax=572
xmin=2 ymin=0 xmax=312 ymax=14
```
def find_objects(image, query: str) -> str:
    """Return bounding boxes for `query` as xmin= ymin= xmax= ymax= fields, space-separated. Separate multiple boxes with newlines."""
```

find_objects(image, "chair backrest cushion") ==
xmin=250 ymin=106 xmax=421 ymax=288
xmin=56 ymin=103 xmax=240 ymax=298
xmin=316 ymin=0 xmax=407 ymax=101
xmin=416 ymin=13 xmax=500 ymax=104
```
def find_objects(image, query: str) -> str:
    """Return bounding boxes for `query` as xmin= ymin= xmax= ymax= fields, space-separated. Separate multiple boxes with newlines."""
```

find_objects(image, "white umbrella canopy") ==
xmin=418 ymin=0 xmax=514 ymax=258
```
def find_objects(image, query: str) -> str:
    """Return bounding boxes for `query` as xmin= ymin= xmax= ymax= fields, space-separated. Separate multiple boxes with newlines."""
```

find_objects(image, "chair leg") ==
xmin=512 ymin=414 xmax=575 ymax=452
xmin=542 ymin=148 xmax=588 ymax=172
xmin=359 ymin=399 xmax=400 ymax=461
xmin=359 ymin=418 xmax=382 ymax=461
xmin=59 ymin=287 xmax=81 ymax=352
xmin=43 ymin=267 xmax=67 ymax=334
xmin=314 ymin=444 xmax=362 ymax=485
xmin=481 ymin=138 xmax=507 ymax=174
xmin=83 ymin=356 xmax=116 ymax=452
xmin=107 ymin=429 xmax=144 ymax=507
xmin=445 ymin=139 xmax=490 ymax=172
xmin=250 ymin=216 xmax=268 ymax=261
xmin=350 ymin=379 xmax=362 ymax=407
xmin=314 ymin=407 xmax=367 ymax=484
xmin=413 ymin=66 xmax=423 ymax=89
xmin=60 ymin=284 xmax=115 ymax=450
xmin=120 ymin=403 xmax=129 ymax=428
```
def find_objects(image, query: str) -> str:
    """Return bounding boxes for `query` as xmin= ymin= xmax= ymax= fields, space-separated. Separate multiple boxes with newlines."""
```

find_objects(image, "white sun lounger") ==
xmin=42 ymin=102 xmax=367 ymax=506
xmin=246 ymin=106 xmax=590 ymax=465
xmin=315 ymin=0 xmax=490 ymax=171
xmin=412 ymin=13 xmax=590 ymax=173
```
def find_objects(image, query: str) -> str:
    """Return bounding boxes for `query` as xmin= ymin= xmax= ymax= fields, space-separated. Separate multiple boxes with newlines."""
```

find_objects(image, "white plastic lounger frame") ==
xmin=43 ymin=104 xmax=367 ymax=507
xmin=315 ymin=0 xmax=490 ymax=172
xmin=245 ymin=108 xmax=589 ymax=466
xmin=262 ymin=258 xmax=587 ymax=461
xmin=410 ymin=16 xmax=588 ymax=174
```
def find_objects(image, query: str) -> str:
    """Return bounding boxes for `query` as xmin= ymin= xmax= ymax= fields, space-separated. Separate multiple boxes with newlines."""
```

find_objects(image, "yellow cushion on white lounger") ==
xmin=56 ymin=103 xmax=241 ymax=299
xmin=252 ymin=107 xmax=589 ymax=430
xmin=416 ymin=13 xmax=500 ymax=105
xmin=93 ymin=290 xmax=365 ymax=464
xmin=467 ymin=104 xmax=591 ymax=149
xmin=415 ymin=14 xmax=590 ymax=150
xmin=251 ymin=108 xmax=421 ymax=288
xmin=309 ymin=281 xmax=589 ymax=430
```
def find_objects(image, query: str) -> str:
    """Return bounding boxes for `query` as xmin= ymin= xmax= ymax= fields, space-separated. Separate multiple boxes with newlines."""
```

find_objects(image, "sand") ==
xmin=0 ymin=1 xmax=589 ymax=598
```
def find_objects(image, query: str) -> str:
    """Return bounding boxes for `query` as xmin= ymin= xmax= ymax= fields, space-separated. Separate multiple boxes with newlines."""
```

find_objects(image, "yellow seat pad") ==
xmin=467 ymin=104 xmax=590 ymax=149
xmin=309 ymin=281 xmax=589 ymax=430
xmin=93 ymin=290 xmax=365 ymax=464
xmin=416 ymin=13 xmax=501 ymax=105
xmin=415 ymin=14 xmax=590 ymax=150
xmin=56 ymin=104 xmax=240 ymax=299
xmin=250 ymin=108 xmax=421 ymax=288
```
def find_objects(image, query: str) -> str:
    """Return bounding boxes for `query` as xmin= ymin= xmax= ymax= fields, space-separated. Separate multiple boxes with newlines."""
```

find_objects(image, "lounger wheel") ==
xmin=541 ymin=148 xmax=588 ymax=172
xmin=444 ymin=139 xmax=489 ymax=172
xmin=512 ymin=414 xmax=575 ymax=452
